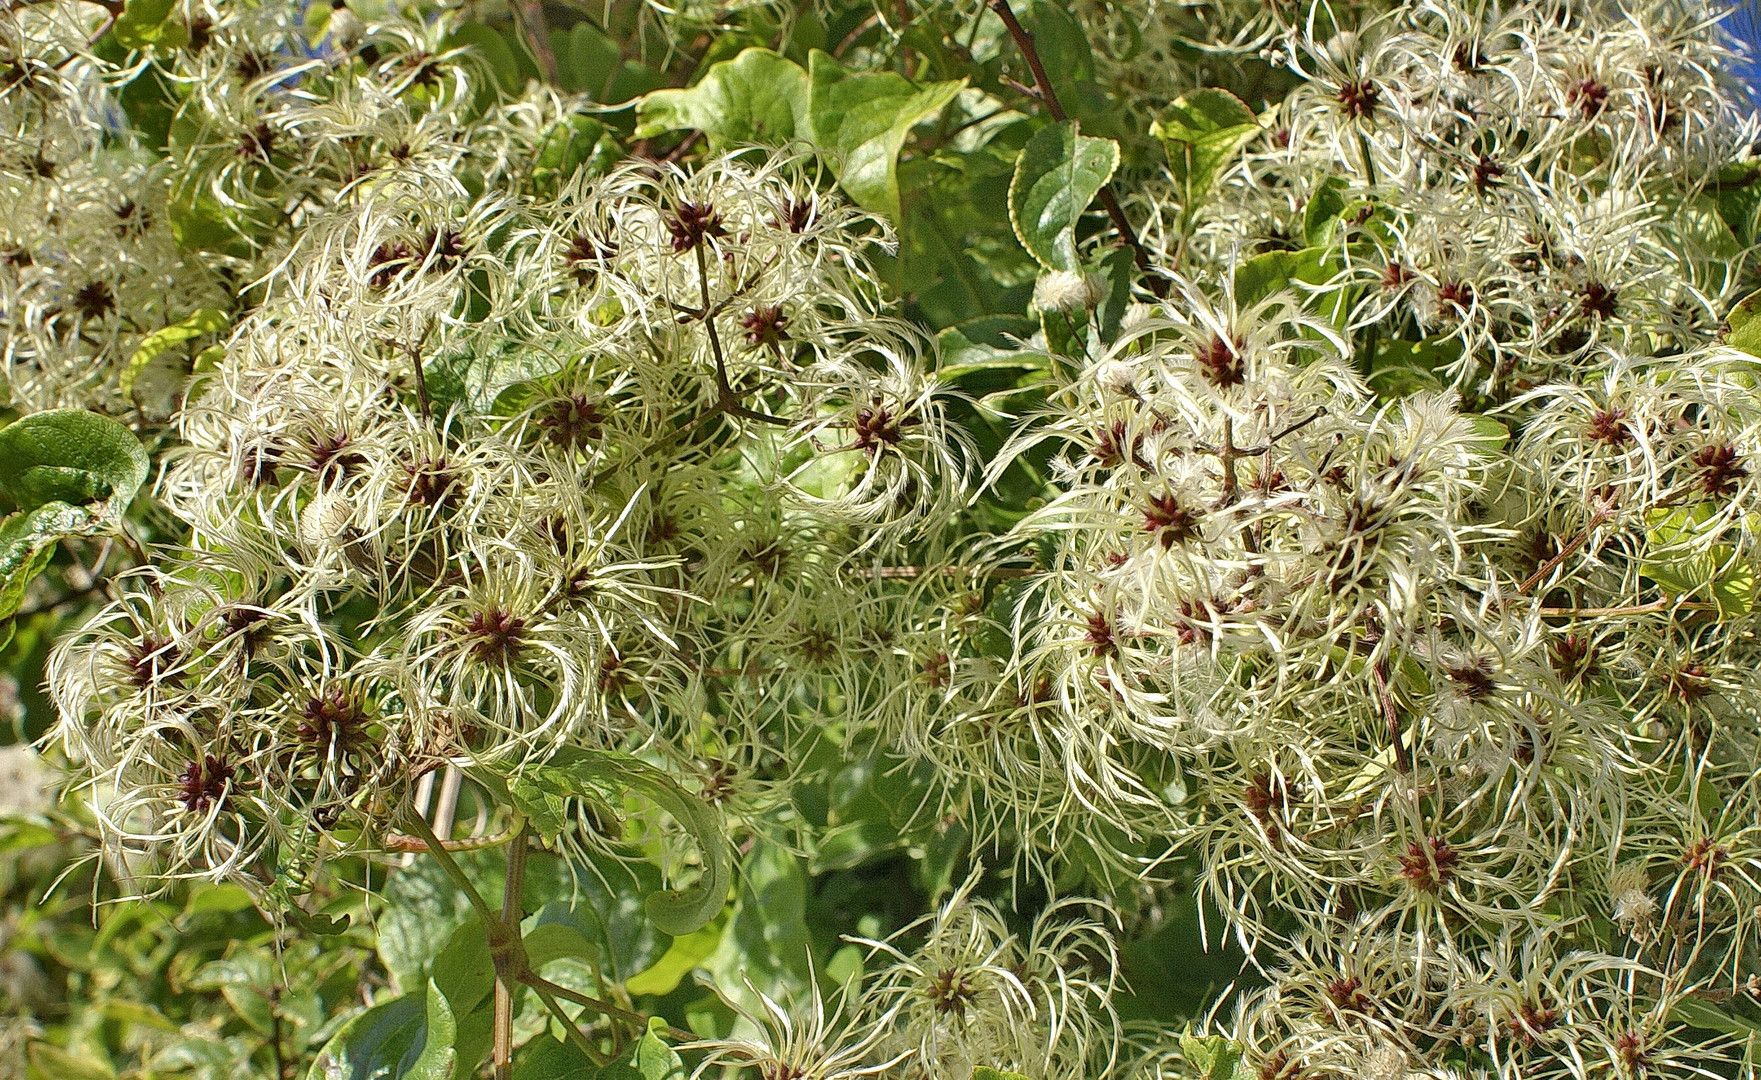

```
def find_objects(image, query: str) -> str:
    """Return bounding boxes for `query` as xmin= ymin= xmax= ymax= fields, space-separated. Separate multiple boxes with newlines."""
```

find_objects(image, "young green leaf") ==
xmin=1153 ymin=88 xmax=1260 ymax=224
xmin=1641 ymin=505 xmax=1757 ymax=618
xmin=112 ymin=0 xmax=186 ymax=49
xmin=444 ymin=24 xmax=526 ymax=98
xmin=1008 ymin=120 xmax=1121 ymax=272
xmin=1722 ymin=287 xmax=1761 ymax=356
xmin=805 ymin=50 xmax=964 ymax=221
xmin=0 ymin=502 xmax=94 ymax=625
xmin=120 ymin=309 xmax=228 ymax=397
xmin=598 ymin=1017 xmax=685 ymax=1080
xmin=1233 ymin=247 xmax=1336 ymax=307
xmin=1302 ymin=176 xmax=1351 ymax=247
xmin=1179 ymin=1033 xmax=1253 ymax=1080
xmin=635 ymin=49 xmax=809 ymax=149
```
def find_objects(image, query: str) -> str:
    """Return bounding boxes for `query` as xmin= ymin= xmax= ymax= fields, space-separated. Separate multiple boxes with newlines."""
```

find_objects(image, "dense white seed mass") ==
xmin=11 ymin=0 xmax=1761 ymax=1075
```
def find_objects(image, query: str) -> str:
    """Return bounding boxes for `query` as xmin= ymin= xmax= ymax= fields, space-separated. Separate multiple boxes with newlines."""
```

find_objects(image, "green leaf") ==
xmin=1460 ymin=414 xmax=1509 ymax=453
xmin=553 ymin=23 xmax=620 ymax=98
xmin=623 ymin=913 xmax=724 ymax=997
xmin=1041 ymin=305 xmax=1087 ymax=361
xmin=445 ymin=24 xmax=524 ymax=98
xmin=121 ymin=308 xmax=228 ymax=397
xmin=1302 ymin=176 xmax=1350 ymax=247
xmin=1672 ymin=996 xmax=1761 ymax=1043
xmin=180 ymin=884 xmax=257 ymax=920
xmin=1180 ymin=1033 xmax=1253 ymax=1080
xmin=0 ymin=410 xmax=150 ymax=523
xmin=806 ymin=50 xmax=964 ymax=221
xmin=306 ymin=981 xmax=457 ymax=1080
xmin=286 ymin=907 xmax=349 ymax=936
xmin=1233 ymin=246 xmax=1338 ymax=306
xmin=598 ymin=1018 xmax=684 ymax=1080
xmin=1007 ymin=120 xmax=1120 ymax=273
xmin=1094 ymin=246 xmax=1135 ymax=343
xmin=1723 ymin=287 xmax=1761 ymax=356
xmin=430 ymin=918 xmax=495 ymax=1074
xmin=971 ymin=1070 xmax=1033 ymax=1080
xmin=1233 ymin=250 xmax=1304 ymax=306
xmin=512 ymin=750 xmax=732 ymax=936
xmin=27 ymin=1044 xmax=115 ymax=1080
xmin=379 ymin=850 xmax=502 ymax=993
xmin=112 ymin=0 xmax=183 ymax=49
xmin=1642 ymin=505 xmax=1757 ymax=618
xmin=634 ymin=49 xmax=809 ymax=149
xmin=0 ymin=502 xmax=97 ymax=622
xmin=1153 ymin=89 xmax=1260 ymax=224
xmin=1368 ymin=336 xmax=1459 ymax=396
xmin=531 ymin=116 xmax=619 ymax=196
xmin=1153 ymin=87 xmax=1257 ymax=143
xmin=513 ymin=1034 xmax=596 ymax=1079
xmin=703 ymin=839 xmax=811 ymax=1010
xmin=97 ymin=999 xmax=180 ymax=1033
xmin=1016 ymin=0 xmax=1094 ymax=90
xmin=0 ymin=819 xmax=63 ymax=853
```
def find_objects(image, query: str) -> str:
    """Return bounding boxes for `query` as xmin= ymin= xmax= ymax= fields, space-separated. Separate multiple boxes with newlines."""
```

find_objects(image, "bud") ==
xmin=1608 ymin=862 xmax=1655 ymax=932
xmin=1034 ymin=270 xmax=1105 ymax=315
xmin=1094 ymin=360 xmax=1139 ymax=398
xmin=327 ymin=3 xmax=365 ymax=51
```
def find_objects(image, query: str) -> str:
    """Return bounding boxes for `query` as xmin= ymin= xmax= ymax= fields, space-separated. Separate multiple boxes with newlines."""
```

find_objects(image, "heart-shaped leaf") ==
xmin=598 ymin=1018 xmax=684 ymax=1080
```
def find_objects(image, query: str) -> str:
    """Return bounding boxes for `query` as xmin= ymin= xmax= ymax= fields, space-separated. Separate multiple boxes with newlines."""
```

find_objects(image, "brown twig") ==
xmin=492 ymin=824 xmax=530 ymax=1080
xmin=988 ymin=0 xmax=1167 ymax=298
xmin=1371 ymin=660 xmax=1410 ymax=774
xmin=510 ymin=1 xmax=559 ymax=84
xmin=834 ymin=11 xmax=883 ymax=56
xmin=1538 ymin=600 xmax=1715 ymax=618
xmin=1518 ymin=512 xmax=1608 ymax=595
xmin=518 ymin=972 xmax=696 ymax=1042
xmin=383 ymin=828 xmax=516 ymax=853
xmin=664 ymin=130 xmax=704 ymax=163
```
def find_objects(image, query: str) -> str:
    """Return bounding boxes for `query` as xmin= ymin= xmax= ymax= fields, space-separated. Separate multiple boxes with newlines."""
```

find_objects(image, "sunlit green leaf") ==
xmin=806 ymin=50 xmax=964 ymax=221
xmin=635 ymin=49 xmax=809 ymax=149
xmin=112 ymin=0 xmax=186 ymax=49
xmin=121 ymin=308 xmax=228 ymax=397
xmin=305 ymin=980 xmax=457 ymax=1080
xmin=1154 ymin=88 xmax=1260 ymax=224
xmin=1008 ymin=120 xmax=1120 ymax=272
xmin=0 ymin=410 xmax=149 ymax=525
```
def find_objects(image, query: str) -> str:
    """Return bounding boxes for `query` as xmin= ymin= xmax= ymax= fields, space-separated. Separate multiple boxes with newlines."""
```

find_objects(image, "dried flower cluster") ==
xmin=12 ymin=0 xmax=1761 ymax=1076
xmin=971 ymin=0 xmax=1761 ymax=1076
